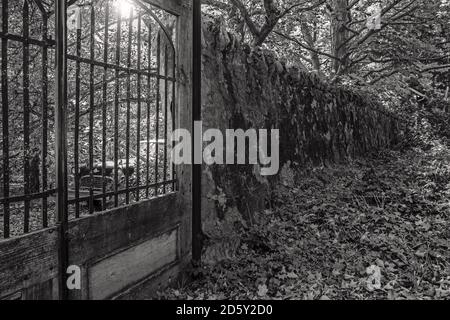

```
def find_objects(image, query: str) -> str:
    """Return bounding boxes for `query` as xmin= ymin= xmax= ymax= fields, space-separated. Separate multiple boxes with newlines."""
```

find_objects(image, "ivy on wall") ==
xmin=200 ymin=21 xmax=401 ymax=262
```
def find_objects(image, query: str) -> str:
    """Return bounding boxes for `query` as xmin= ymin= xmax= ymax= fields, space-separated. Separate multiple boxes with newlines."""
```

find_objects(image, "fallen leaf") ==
xmin=366 ymin=265 xmax=382 ymax=291
xmin=257 ymin=284 xmax=269 ymax=297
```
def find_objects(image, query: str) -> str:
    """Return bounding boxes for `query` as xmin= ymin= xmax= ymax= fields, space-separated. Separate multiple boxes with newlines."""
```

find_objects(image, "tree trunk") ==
xmin=301 ymin=21 xmax=324 ymax=77
xmin=331 ymin=0 xmax=350 ymax=74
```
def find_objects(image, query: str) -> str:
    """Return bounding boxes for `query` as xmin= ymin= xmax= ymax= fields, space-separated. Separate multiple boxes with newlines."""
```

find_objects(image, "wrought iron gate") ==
xmin=0 ymin=0 xmax=192 ymax=300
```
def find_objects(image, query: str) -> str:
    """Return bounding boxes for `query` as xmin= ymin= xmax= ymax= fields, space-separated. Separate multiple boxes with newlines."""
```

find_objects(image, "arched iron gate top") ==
xmin=133 ymin=0 xmax=176 ymax=52
xmin=27 ymin=0 xmax=176 ymax=52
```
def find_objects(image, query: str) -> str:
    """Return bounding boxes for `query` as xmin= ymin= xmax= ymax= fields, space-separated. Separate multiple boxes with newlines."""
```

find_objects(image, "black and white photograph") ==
xmin=0 ymin=0 xmax=449 ymax=307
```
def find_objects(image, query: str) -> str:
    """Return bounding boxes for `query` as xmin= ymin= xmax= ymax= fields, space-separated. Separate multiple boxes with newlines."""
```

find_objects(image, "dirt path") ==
xmin=160 ymin=141 xmax=450 ymax=300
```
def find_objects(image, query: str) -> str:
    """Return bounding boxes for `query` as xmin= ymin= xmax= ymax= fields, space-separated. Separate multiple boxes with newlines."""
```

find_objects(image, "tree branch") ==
xmin=337 ymin=0 xmax=409 ymax=52
xmin=274 ymin=30 xmax=342 ymax=62
xmin=229 ymin=0 xmax=261 ymax=38
xmin=279 ymin=0 xmax=326 ymax=19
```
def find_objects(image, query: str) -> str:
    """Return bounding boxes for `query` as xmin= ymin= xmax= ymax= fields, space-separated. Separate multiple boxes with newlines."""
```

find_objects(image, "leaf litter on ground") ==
xmin=159 ymin=116 xmax=450 ymax=300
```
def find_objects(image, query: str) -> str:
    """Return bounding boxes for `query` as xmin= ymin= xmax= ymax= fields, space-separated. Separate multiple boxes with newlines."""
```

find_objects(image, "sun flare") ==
xmin=114 ymin=0 xmax=133 ymax=17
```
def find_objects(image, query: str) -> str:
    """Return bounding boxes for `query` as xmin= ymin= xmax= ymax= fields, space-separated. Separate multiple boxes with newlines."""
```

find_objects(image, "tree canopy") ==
xmin=203 ymin=0 xmax=450 ymax=106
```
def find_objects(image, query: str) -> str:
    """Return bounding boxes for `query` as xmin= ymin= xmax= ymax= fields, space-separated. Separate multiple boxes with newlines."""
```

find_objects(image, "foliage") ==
xmin=202 ymin=0 xmax=450 ymax=104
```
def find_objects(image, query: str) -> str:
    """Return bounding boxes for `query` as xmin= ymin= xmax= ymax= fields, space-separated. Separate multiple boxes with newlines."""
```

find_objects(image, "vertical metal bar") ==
xmin=2 ymin=0 xmax=10 ymax=239
xmin=114 ymin=11 xmax=121 ymax=207
xmin=192 ymin=0 xmax=203 ymax=264
xmin=172 ymin=51 xmax=176 ymax=191
xmin=102 ymin=3 xmax=109 ymax=210
xmin=146 ymin=26 xmax=152 ymax=198
xmin=23 ymin=0 xmax=30 ymax=233
xmin=125 ymin=9 xmax=133 ymax=205
xmin=154 ymin=33 xmax=161 ymax=196
xmin=88 ymin=5 xmax=96 ymax=214
xmin=41 ymin=13 xmax=49 ymax=228
xmin=74 ymin=26 xmax=81 ymax=218
xmin=55 ymin=0 xmax=69 ymax=300
xmin=163 ymin=44 xmax=168 ymax=194
xmin=136 ymin=13 xmax=142 ymax=202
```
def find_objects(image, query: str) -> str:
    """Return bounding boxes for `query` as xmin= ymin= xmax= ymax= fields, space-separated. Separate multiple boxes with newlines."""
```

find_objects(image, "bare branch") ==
xmin=229 ymin=0 xmax=261 ymax=38
xmin=274 ymin=30 xmax=342 ymax=62
xmin=279 ymin=0 xmax=327 ymax=19
xmin=337 ymin=0 xmax=409 ymax=52
xmin=420 ymin=64 xmax=450 ymax=73
xmin=347 ymin=0 xmax=361 ymax=10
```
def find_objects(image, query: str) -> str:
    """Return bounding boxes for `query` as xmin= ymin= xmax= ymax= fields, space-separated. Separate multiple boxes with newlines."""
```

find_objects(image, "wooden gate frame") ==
xmin=0 ymin=0 xmax=193 ymax=300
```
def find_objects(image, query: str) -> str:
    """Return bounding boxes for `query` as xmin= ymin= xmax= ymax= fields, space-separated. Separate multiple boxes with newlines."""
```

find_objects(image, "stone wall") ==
xmin=200 ymin=22 xmax=401 ymax=263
